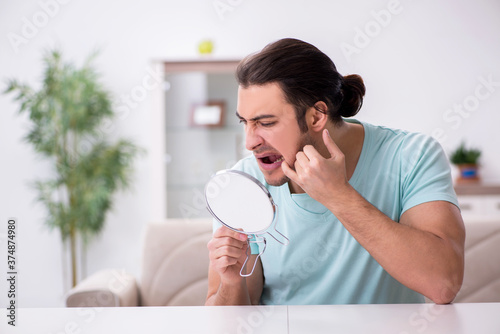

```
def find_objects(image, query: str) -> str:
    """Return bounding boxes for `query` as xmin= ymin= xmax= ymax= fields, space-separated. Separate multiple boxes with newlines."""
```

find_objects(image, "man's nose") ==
xmin=245 ymin=126 xmax=263 ymax=151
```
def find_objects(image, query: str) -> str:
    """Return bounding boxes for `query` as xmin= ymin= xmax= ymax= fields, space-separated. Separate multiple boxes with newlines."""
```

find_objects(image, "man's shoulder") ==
xmin=363 ymin=121 xmax=441 ymax=154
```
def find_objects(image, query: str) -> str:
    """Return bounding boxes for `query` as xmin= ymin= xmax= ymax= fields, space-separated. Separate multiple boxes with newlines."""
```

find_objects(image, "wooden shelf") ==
xmin=159 ymin=59 xmax=241 ymax=73
xmin=454 ymin=184 xmax=500 ymax=196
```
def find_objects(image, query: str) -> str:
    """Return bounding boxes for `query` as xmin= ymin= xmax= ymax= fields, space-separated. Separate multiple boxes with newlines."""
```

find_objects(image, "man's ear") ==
xmin=307 ymin=101 xmax=329 ymax=132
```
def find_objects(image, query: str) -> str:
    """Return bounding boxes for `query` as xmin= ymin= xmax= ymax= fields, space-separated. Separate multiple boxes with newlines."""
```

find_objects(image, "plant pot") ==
xmin=456 ymin=164 xmax=480 ymax=184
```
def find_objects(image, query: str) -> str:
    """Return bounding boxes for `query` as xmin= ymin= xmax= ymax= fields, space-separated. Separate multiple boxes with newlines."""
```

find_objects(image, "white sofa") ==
xmin=454 ymin=221 xmax=500 ymax=302
xmin=66 ymin=219 xmax=213 ymax=307
xmin=66 ymin=219 xmax=500 ymax=306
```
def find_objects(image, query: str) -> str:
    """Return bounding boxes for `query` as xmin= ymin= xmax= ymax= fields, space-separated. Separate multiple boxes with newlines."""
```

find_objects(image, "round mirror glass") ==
xmin=205 ymin=170 xmax=275 ymax=234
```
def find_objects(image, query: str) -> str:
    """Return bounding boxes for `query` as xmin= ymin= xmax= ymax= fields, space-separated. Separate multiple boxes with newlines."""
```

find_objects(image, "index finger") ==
xmin=214 ymin=225 xmax=248 ymax=241
xmin=323 ymin=129 xmax=342 ymax=158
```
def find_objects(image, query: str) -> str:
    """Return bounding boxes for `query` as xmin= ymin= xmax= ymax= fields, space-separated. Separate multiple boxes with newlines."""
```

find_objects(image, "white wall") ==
xmin=0 ymin=0 xmax=499 ymax=307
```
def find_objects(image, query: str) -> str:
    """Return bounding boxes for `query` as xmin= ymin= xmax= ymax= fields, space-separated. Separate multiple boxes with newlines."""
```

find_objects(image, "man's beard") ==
xmin=264 ymin=132 xmax=317 ymax=187
xmin=266 ymin=173 xmax=290 ymax=187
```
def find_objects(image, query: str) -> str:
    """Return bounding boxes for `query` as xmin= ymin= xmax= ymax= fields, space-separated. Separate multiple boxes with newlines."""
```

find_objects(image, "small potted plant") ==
xmin=450 ymin=142 xmax=481 ymax=183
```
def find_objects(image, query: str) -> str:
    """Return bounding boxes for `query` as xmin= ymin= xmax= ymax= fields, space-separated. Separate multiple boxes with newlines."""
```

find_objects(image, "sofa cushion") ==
xmin=66 ymin=269 xmax=139 ymax=307
xmin=455 ymin=221 xmax=500 ymax=302
xmin=140 ymin=219 xmax=212 ymax=306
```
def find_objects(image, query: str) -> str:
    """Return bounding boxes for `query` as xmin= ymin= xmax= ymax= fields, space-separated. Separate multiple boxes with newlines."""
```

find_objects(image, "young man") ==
xmin=206 ymin=38 xmax=465 ymax=306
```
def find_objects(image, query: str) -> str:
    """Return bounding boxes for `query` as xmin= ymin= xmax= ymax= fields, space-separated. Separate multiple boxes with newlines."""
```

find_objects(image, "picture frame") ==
xmin=190 ymin=100 xmax=225 ymax=128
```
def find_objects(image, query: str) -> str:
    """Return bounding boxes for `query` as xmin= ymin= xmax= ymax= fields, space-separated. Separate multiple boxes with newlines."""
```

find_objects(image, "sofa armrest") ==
xmin=66 ymin=269 xmax=139 ymax=307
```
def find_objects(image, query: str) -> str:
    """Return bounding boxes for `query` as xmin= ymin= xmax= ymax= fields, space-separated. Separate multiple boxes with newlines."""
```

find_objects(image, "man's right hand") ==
xmin=206 ymin=226 xmax=264 ymax=305
xmin=207 ymin=226 xmax=250 ymax=285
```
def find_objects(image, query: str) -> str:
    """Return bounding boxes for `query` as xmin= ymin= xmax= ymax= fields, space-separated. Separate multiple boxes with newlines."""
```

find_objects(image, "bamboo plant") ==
xmin=4 ymin=50 xmax=141 ymax=287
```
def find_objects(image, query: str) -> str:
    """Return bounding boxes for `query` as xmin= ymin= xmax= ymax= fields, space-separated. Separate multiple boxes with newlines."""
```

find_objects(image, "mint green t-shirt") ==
xmin=217 ymin=120 xmax=459 ymax=305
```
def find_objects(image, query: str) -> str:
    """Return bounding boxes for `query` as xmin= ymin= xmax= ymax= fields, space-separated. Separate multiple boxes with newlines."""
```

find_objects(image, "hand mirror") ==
xmin=205 ymin=169 xmax=289 ymax=277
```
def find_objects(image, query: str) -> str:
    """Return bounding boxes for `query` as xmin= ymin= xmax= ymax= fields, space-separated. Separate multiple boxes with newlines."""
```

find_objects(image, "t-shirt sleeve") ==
xmin=400 ymin=134 xmax=459 ymax=215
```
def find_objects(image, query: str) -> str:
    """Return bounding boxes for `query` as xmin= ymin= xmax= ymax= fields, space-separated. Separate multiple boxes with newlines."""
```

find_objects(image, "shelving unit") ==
xmin=150 ymin=58 xmax=245 ymax=219
xmin=149 ymin=58 xmax=500 ymax=222
xmin=455 ymin=184 xmax=500 ymax=222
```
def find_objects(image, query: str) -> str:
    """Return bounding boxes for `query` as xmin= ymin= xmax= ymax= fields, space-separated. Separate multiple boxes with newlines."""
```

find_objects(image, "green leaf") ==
xmin=450 ymin=142 xmax=481 ymax=165
xmin=3 ymin=49 xmax=143 ymax=244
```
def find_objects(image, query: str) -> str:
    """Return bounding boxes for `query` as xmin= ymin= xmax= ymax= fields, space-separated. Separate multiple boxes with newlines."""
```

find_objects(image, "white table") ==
xmin=2 ymin=303 xmax=499 ymax=334
xmin=288 ymin=303 xmax=500 ymax=334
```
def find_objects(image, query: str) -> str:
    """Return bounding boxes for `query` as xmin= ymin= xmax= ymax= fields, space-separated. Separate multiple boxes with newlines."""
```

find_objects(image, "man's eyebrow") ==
xmin=235 ymin=111 xmax=277 ymax=122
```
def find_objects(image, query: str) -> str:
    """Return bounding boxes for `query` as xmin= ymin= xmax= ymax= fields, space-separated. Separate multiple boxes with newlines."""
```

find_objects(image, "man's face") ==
xmin=237 ymin=83 xmax=315 ymax=187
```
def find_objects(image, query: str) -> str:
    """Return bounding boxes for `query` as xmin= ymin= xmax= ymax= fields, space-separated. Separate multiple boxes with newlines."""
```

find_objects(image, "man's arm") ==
xmin=327 ymin=189 xmax=465 ymax=304
xmin=282 ymin=129 xmax=465 ymax=304
xmin=205 ymin=226 xmax=264 ymax=305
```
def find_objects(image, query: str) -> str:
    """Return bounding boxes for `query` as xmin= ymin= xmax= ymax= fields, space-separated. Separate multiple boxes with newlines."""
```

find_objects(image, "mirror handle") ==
xmin=240 ymin=236 xmax=266 ymax=277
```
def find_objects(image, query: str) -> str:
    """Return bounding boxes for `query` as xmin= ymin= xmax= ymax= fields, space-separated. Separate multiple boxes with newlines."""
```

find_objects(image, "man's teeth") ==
xmin=261 ymin=155 xmax=284 ymax=164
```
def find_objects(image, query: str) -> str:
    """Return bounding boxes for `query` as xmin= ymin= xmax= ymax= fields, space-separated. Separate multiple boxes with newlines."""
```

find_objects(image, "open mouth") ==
xmin=260 ymin=155 xmax=284 ymax=164
xmin=257 ymin=154 xmax=284 ymax=170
